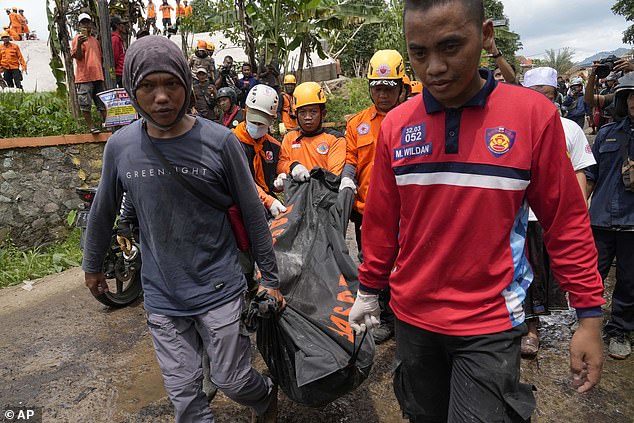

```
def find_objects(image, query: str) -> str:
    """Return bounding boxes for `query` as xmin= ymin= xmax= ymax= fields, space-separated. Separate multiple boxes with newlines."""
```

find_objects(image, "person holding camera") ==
xmin=585 ymin=72 xmax=634 ymax=360
xmin=215 ymin=55 xmax=239 ymax=90
xmin=585 ymin=58 xmax=634 ymax=127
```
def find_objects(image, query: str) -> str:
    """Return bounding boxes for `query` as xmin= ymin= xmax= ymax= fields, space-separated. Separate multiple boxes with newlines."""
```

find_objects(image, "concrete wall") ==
xmin=0 ymin=136 xmax=106 ymax=247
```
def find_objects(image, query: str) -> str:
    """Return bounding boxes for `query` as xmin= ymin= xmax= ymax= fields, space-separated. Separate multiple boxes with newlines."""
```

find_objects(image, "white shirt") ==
xmin=528 ymin=115 xmax=596 ymax=221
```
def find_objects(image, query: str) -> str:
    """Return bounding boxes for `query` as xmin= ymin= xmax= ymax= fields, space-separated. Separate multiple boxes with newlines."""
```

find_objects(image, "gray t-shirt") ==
xmin=82 ymin=117 xmax=279 ymax=316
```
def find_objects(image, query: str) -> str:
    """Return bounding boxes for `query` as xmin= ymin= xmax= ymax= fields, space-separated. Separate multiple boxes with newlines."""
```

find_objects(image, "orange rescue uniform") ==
xmin=184 ymin=5 xmax=193 ymax=15
xmin=147 ymin=3 xmax=157 ymax=18
xmin=0 ymin=41 xmax=26 ymax=71
xmin=176 ymin=4 xmax=185 ymax=17
xmin=9 ymin=12 xmax=22 ymax=35
xmin=345 ymin=104 xmax=385 ymax=214
xmin=5 ymin=26 xmax=20 ymax=41
xmin=19 ymin=15 xmax=29 ymax=34
xmin=233 ymin=121 xmax=281 ymax=208
xmin=277 ymin=128 xmax=346 ymax=176
xmin=280 ymin=92 xmax=298 ymax=131
xmin=160 ymin=4 xmax=173 ymax=19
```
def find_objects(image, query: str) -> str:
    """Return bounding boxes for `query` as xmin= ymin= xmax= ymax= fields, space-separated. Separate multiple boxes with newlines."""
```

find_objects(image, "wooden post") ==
xmin=98 ymin=0 xmax=116 ymax=90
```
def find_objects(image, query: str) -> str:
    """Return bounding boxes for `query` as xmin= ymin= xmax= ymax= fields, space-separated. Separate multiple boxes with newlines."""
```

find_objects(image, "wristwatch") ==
xmin=492 ymin=50 xmax=503 ymax=59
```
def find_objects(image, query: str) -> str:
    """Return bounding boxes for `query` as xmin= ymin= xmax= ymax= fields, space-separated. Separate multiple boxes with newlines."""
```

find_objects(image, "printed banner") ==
xmin=97 ymin=88 xmax=138 ymax=127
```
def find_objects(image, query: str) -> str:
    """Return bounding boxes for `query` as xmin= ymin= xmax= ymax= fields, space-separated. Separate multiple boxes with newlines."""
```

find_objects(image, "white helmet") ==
xmin=570 ymin=76 xmax=583 ymax=86
xmin=245 ymin=84 xmax=279 ymax=117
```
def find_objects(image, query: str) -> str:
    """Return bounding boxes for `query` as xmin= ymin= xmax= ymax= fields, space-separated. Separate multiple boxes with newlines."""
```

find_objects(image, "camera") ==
xmin=220 ymin=64 xmax=231 ymax=76
xmin=596 ymin=55 xmax=617 ymax=79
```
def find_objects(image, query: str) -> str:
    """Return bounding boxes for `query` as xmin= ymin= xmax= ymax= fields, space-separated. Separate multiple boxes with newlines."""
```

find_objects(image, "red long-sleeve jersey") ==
xmin=359 ymin=76 xmax=604 ymax=336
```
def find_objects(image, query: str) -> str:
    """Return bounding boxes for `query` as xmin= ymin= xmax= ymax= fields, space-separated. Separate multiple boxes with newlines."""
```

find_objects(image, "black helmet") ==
xmin=217 ymin=86 xmax=237 ymax=104
xmin=614 ymin=73 xmax=634 ymax=118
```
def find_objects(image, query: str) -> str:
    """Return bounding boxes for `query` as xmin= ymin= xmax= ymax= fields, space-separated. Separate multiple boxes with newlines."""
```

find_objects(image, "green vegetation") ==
xmin=0 ymin=92 xmax=87 ymax=138
xmin=0 ymin=230 xmax=83 ymax=288
xmin=326 ymin=78 xmax=372 ymax=125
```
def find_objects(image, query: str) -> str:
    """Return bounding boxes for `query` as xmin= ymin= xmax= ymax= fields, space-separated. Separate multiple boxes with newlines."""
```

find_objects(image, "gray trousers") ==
xmin=146 ymin=295 xmax=274 ymax=423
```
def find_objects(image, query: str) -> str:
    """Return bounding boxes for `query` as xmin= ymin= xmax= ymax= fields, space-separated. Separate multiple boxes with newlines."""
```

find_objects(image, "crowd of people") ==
xmin=0 ymin=7 xmax=31 ymax=90
xmin=75 ymin=0 xmax=632 ymax=422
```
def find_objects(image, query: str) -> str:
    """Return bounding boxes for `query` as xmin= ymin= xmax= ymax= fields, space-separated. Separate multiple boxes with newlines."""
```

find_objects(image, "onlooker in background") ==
xmin=8 ymin=7 xmax=21 ymax=40
xmin=205 ymin=41 xmax=217 ymax=80
xmin=159 ymin=0 xmax=174 ymax=36
xmin=257 ymin=62 xmax=281 ymax=92
xmin=190 ymin=67 xmax=218 ymax=121
xmin=145 ymin=0 xmax=159 ymax=35
xmin=237 ymin=62 xmax=258 ymax=107
xmin=521 ymin=67 xmax=596 ymax=357
xmin=278 ymin=74 xmax=297 ymax=135
xmin=217 ymin=86 xmax=244 ymax=130
xmin=189 ymin=40 xmax=215 ymax=78
xmin=586 ymin=59 xmax=634 ymax=128
xmin=18 ymin=9 xmax=29 ymax=40
xmin=184 ymin=1 xmax=193 ymax=16
xmin=71 ymin=13 xmax=107 ymax=133
xmin=557 ymin=76 xmax=568 ymax=97
xmin=0 ymin=31 xmax=26 ymax=89
xmin=586 ymin=72 xmax=634 ymax=360
xmin=110 ymin=15 xmax=129 ymax=88
xmin=563 ymin=76 xmax=589 ymax=129
xmin=486 ymin=36 xmax=518 ymax=84
xmin=175 ymin=0 xmax=185 ymax=31
xmin=215 ymin=55 xmax=239 ymax=90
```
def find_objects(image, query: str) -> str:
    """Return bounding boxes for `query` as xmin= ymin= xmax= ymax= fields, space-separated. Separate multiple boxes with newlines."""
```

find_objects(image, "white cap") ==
xmin=523 ymin=67 xmax=557 ymax=89
xmin=78 ymin=13 xmax=92 ymax=23
xmin=570 ymin=76 xmax=584 ymax=86
xmin=196 ymin=67 xmax=207 ymax=74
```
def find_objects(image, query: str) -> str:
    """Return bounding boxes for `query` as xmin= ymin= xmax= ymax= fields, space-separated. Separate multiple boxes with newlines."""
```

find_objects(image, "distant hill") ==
xmin=577 ymin=48 xmax=631 ymax=67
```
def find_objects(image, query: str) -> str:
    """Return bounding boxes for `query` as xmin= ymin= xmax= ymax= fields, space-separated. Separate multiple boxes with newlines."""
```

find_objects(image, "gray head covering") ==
xmin=123 ymin=35 xmax=192 ymax=130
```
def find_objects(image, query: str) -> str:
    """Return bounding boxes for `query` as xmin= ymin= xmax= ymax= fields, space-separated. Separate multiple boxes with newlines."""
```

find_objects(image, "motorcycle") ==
xmin=75 ymin=188 xmax=143 ymax=308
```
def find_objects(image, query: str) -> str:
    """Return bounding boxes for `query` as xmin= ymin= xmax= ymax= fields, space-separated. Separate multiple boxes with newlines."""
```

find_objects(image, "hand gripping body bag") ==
xmin=255 ymin=168 xmax=375 ymax=407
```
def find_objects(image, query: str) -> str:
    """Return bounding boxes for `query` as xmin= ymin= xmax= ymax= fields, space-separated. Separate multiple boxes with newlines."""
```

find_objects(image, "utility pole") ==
xmin=98 ymin=0 xmax=116 ymax=89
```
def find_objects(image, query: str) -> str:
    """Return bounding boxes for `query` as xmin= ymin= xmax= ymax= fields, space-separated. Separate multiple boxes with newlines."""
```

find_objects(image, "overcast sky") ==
xmin=3 ymin=0 xmax=631 ymax=63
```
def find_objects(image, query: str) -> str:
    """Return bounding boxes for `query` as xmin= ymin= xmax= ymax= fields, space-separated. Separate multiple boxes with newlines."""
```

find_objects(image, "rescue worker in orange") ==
xmin=2 ymin=25 xmax=19 ymax=41
xmin=18 ymin=9 xmax=29 ymax=40
xmin=234 ymin=85 xmax=287 ymax=218
xmin=0 ymin=31 xmax=26 ymax=89
xmin=340 ymin=49 xmax=405 ymax=343
xmin=184 ymin=1 xmax=193 ymax=16
xmin=275 ymin=81 xmax=346 ymax=187
xmin=8 ymin=7 xmax=21 ymax=39
xmin=146 ymin=0 xmax=159 ymax=35
xmin=159 ymin=0 xmax=174 ymax=35
xmin=175 ymin=0 xmax=185 ymax=30
xmin=278 ymin=74 xmax=298 ymax=135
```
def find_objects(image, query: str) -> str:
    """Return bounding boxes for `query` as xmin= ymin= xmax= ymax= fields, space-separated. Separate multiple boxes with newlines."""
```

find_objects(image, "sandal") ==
xmin=90 ymin=127 xmax=101 ymax=134
xmin=521 ymin=335 xmax=539 ymax=358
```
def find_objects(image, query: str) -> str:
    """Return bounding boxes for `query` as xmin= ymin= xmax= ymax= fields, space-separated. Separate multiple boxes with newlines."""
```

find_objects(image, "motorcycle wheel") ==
xmin=93 ymin=251 xmax=143 ymax=308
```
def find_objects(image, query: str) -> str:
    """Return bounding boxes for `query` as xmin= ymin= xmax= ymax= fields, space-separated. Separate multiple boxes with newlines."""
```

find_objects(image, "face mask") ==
xmin=3 ymin=40 xmax=9 ymax=46
xmin=195 ymin=50 xmax=207 ymax=58
xmin=246 ymin=121 xmax=268 ymax=139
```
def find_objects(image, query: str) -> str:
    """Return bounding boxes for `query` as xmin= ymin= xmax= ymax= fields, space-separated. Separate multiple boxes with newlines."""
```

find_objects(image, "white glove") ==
xmin=273 ymin=173 xmax=287 ymax=191
xmin=269 ymin=199 xmax=287 ymax=217
xmin=291 ymin=164 xmax=310 ymax=182
xmin=339 ymin=176 xmax=357 ymax=194
xmin=278 ymin=122 xmax=287 ymax=136
xmin=348 ymin=292 xmax=380 ymax=334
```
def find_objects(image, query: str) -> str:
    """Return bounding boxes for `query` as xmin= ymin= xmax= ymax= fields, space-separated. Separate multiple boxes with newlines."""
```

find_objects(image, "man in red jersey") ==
xmin=348 ymin=0 xmax=605 ymax=422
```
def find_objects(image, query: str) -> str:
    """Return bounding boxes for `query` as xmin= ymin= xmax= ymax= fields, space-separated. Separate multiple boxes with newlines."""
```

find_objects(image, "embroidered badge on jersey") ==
xmin=401 ymin=123 xmax=426 ymax=146
xmin=485 ymin=127 xmax=516 ymax=157
xmin=292 ymin=138 xmax=301 ymax=149
xmin=232 ymin=120 xmax=239 ymax=128
xmin=316 ymin=142 xmax=329 ymax=155
xmin=265 ymin=150 xmax=274 ymax=162
xmin=357 ymin=122 xmax=370 ymax=135
xmin=393 ymin=143 xmax=432 ymax=161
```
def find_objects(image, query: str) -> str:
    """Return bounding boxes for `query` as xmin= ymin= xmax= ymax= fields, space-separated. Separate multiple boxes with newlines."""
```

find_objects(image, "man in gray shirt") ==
xmin=83 ymin=36 xmax=282 ymax=423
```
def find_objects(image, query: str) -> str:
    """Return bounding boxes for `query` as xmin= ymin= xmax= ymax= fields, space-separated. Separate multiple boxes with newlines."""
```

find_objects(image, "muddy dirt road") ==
xmin=0 ymin=266 xmax=632 ymax=423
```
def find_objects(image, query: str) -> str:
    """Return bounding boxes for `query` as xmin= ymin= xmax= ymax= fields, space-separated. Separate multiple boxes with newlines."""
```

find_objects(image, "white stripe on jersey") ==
xmin=395 ymin=172 xmax=530 ymax=191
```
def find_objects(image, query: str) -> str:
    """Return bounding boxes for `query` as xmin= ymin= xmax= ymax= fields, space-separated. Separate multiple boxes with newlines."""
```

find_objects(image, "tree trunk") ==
xmin=98 ymin=0 xmax=116 ymax=90
xmin=235 ymin=0 xmax=257 ymax=67
xmin=297 ymin=34 xmax=308 ymax=82
xmin=53 ymin=0 xmax=80 ymax=118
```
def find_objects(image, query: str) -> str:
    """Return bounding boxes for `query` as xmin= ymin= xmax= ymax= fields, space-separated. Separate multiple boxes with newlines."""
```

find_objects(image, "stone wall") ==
xmin=0 ymin=142 xmax=105 ymax=247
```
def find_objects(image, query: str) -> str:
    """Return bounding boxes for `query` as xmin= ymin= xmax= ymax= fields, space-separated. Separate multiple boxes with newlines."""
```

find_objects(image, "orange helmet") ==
xmin=196 ymin=40 xmax=207 ymax=50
